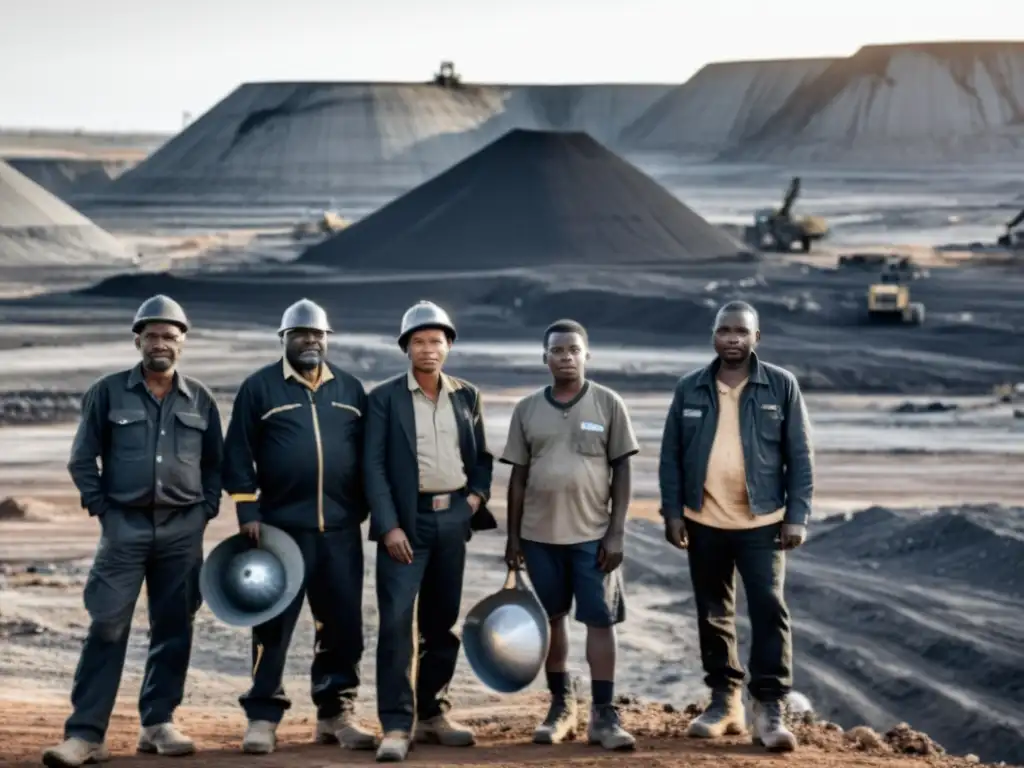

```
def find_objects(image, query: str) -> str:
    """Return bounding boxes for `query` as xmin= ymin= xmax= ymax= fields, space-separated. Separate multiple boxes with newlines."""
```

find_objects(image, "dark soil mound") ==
xmin=299 ymin=128 xmax=747 ymax=270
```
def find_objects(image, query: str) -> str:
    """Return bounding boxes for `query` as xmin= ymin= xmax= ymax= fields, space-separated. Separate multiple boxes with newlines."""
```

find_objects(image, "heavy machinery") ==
xmin=866 ymin=261 xmax=925 ymax=325
xmin=746 ymin=177 xmax=829 ymax=253
xmin=433 ymin=60 xmax=462 ymax=88
xmin=996 ymin=207 xmax=1024 ymax=249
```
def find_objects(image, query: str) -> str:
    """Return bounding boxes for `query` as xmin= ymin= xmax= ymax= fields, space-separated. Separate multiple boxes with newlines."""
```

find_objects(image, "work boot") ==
xmin=687 ymin=688 xmax=746 ymax=738
xmin=532 ymin=696 xmax=579 ymax=744
xmin=41 ymin=738 xmax=110 ymax=768
xmin=315 ymin=711 xmax=378 ymax=750
xmin=587 ymin=706 xmax=636 ymax=751
xmin=241 ymin=720 xmax=277 ymax=755
xmin=375 ymin=731 xmax=411 ymax=762
xmin=414 ymin=714 xmax=476 ymax=746
xmin=751 ymin=699 xmax=798 ymax=752
xmin=137 ymin=723 xmax=196 ymax=756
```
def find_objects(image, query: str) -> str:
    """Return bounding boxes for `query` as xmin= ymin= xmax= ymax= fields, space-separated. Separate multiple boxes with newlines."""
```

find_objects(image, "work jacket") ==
xmin=223 ymin=359 xmax=368 ymax=531
xmin=658 ymin=353 xmax=814 ymax=526
xmin=67 ymin=364 xmax=223 ymax=524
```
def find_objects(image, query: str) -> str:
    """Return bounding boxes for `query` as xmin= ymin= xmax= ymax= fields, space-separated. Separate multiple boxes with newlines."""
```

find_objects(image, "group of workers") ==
xmin=40 ymin=292 xmax=814 ymax=767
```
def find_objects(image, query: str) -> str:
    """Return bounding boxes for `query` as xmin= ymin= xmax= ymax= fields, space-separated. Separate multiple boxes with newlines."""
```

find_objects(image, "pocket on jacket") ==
xmin=174 ymin=411 xmax=208 ymax=464
xmin=108 ymin=409 xmax=148 ymax=459
xmin=756 ymin=406 xmax=783 ymax=443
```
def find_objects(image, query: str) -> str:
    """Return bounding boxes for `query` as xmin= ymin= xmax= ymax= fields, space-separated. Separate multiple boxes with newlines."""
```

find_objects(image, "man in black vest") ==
xmin=44 ymin=296 xmax=223 ymax=768
xmin=365 ymin=301 xmax=496 ymax=763
xmin=222 ymin=299 xmax=376 ymax=755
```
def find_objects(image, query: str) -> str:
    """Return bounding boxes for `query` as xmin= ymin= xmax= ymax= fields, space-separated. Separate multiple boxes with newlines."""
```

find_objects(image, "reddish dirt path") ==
xmin=0 ymin=699 xmax=990 ymax=768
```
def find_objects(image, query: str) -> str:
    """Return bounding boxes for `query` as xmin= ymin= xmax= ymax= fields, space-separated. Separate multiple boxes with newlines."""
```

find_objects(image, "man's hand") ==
xmin=504 ymin=535 xmax=523 ymax=569
xmin=240 ymin=521 xmax=260 ymax=545
xmin=664 ymin=516 xmax=687 ymax=550
xmin=467 ymin=493 xmax=482 ymax=514
xmin=597 ymin=531 xmax=624 ymax=573
xmin=780 ymin=523 xmax=807 ymax=550
xmin=383 ymin=527 xmax=414 ymax=564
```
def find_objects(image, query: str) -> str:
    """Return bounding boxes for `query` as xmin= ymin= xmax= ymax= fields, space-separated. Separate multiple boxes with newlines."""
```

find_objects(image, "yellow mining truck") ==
xmin=866 ymin=264 xmax=925 ymax=325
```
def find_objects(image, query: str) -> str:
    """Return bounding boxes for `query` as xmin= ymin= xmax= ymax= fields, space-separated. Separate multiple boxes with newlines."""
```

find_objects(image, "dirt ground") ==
xmin=2 ymin=384 xmax=1022 ymax=766
xmin=0 ymin=695 xmax=993 ymax=767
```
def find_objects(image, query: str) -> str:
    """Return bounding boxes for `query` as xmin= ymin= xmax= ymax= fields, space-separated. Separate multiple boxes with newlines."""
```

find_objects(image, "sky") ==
xmin=0 ymin=0 xmax=1018 ymax=132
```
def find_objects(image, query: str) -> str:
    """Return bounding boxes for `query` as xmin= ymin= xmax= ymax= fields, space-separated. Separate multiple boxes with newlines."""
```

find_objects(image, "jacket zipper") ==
xmin=307 ymin=389 xmax=325 ymax=532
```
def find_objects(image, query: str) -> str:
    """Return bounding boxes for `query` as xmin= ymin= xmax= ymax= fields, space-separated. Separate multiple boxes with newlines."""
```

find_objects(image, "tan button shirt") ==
xmin=685 ymin=378 xmax=785 ymax=530
xmin=408 ymin=370 xmax=467 ymax=492
xmin=502 ymin=381 xmax=639 ymax=545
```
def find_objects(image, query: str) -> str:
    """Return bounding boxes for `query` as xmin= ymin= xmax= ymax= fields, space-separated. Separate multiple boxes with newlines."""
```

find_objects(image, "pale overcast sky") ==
xmin=0 ymin=0 xmax=1016 ymax=132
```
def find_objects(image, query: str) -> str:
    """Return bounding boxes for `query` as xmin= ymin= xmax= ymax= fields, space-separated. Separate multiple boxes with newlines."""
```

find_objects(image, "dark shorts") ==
xmin=520 ymin=539 xmax=626 ymax=628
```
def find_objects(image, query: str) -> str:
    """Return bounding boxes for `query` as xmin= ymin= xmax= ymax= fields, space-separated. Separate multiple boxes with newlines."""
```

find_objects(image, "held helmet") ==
xmin=132 ymin=295 xmax=190 ymax=334
xmin=278 ymin=299 xmax=332 ymax=336
xmin=398 ymin=300 xmax=456 ymax=352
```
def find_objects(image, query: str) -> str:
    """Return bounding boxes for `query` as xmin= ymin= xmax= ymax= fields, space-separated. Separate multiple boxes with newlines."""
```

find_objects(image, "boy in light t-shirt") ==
xmin=501 ymin=319 xmax=639 ymax=752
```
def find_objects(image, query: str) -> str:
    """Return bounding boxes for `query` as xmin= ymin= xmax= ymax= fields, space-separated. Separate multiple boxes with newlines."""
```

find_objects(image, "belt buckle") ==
xmin=432 ymin=493 xmax=451 ymax=511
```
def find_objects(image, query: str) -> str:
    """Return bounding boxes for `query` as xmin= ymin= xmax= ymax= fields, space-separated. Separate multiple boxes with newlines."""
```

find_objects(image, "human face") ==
xmin=544 ymin=331 xmax=588 ymax=383
xmin=407 ymin=328 xmax=450 ymax=374
xmin=284 ymin=328 xmax=327 ymax=371
xmin=713 ymin=310 xmax=759 ymax=365
xmin=135 ymin=322 xmax=185 ymax=373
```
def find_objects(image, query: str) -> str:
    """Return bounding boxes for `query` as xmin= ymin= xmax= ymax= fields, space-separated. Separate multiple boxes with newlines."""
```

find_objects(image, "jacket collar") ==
xmin=283 ymin=357 xmax=334 ymax=391
xmin=127 ymin=363 xmax=192 ymax=400
xmin=696 ymin=351 xmax=768 ymax=391
xmin=406 ymin=369 xmax=461 ymax=393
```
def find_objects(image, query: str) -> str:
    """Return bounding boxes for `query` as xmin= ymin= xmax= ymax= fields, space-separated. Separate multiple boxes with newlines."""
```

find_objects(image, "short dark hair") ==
xmin=543 ymin=319 xmax=588 ymax=349
xmin=715 ymin=301 xmax=759 ymax=329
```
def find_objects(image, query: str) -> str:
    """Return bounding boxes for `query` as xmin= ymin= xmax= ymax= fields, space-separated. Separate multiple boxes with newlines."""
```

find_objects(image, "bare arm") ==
xmin=506 ymin=464 xmax=529 ymax=541
xmin=608 ymin=456 xmax=632 ymax=539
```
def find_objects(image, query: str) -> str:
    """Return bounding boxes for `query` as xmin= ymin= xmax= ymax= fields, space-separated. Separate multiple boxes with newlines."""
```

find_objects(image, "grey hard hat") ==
xmin=199 ymin=524 xmax=305 ymax=628
xmin=398 ymin=300 xmax=456 ymax=351
xmin=462 ymin=568 xmax=550 ymax=694
xmin=278 ymin=298 xmax=332 ymax=336
xmin=132 ymin=295 xmax=189 ymax=334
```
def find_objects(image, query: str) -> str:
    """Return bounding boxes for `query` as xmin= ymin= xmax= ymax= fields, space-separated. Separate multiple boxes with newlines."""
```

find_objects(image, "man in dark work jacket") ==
xmin=44 ymin=295 xmax=223 ymax=768
xmin=366 ymin=300 xmax=496 ymax=764
xmin=221 ymin=299 xmax=377 ymax=755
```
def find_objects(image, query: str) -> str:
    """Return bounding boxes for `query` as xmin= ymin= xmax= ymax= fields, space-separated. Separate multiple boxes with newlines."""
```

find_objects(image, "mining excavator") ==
xmin=996 ymin=207 xmax=1024 ymax=249
xmin=746 ymin=177 xmax=829 ymax=253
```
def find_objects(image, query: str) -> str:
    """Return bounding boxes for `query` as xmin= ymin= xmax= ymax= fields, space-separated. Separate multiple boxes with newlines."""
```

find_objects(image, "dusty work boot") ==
xmin=587 ymin=706 xmax=637 ymax=751
xmin=533 ymin=696 xmax=579 ymax=744
xmin=315 ymin=711 xmax=378 ymax=750
xmin=41 ymin=738 xmax=110 ymax=768
xmin=751 ymin=699 xmax=798 ymax=752
xmin=414 ymin=714 xmax=476 ymax=747
xmin=375 ymin=731 xmax=411 ymax=762
xmin=687 ymin=688 xmax=746 ymax=738
xmin=241 ymin=720 xmax=277 ymax=755
xmin=137 ymin=723 xmax=196 ymax=756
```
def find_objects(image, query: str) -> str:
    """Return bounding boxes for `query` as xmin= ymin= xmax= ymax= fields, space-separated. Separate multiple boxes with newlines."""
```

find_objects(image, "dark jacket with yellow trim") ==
xmin=364 ymin=372 xmax=496 ymax=546
xmin=223 ymin=359 xmax=368 ymax=530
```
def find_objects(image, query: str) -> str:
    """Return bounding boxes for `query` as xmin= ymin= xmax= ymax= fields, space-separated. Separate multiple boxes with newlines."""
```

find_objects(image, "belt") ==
xmin=418 ymin=488 xmax=465 ymax=512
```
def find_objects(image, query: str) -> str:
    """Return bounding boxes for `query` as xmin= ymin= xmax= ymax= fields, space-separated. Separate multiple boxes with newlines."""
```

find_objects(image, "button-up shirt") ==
xmin=67 ymin=363 xmax=224 ymax=519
